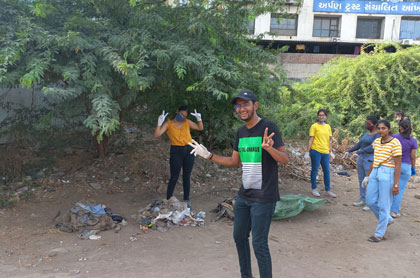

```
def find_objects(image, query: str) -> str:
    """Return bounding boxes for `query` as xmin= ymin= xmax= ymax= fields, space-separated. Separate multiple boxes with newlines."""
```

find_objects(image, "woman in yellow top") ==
xmin=154 ymin=106 xmax=204 ymax=207
xmin=362 ymin=120 xmax=401 ymax=242
xmin=304 ymin=109 xmax=336 ymax=198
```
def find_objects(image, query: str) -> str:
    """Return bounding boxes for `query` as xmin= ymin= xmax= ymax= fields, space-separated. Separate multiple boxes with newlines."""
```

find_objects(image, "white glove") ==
xmin=351 ymin=153 xmax=359 ymax=160
xmin=190 ymin=109 xmax=202 ymax=122
xmin=330 ymin=152 xmax=335 ymax=160
xmin=361 ymin=177 xmax=369 ymax=188
xmin=188 ymin=139 xmax=211 ymax=159
xmin=157 ymin=110 xmax=168 ymax=126
xmin=343 ymin=152 xmax=349 ymax=159
xmin=304 ymin=152 xmax=310 ymax=162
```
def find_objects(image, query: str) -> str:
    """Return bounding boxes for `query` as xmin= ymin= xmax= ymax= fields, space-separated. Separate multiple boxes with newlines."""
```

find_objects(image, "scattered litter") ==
xmin=122 ymin=177 xmax=130 ymax=182
xmin=125 ymin=127 xmax=137 ymax=133
xmin=88 ymin=235 xmax=101 ymax=240
xmin=16 ymin=186 xmax=29 ymax=195
xmin=129 ymin=236 xmax=137 ymax=241
xmin=337 ymin=171 xmax=350 ymax=177
xmin=414 ymin=219 xmax=420 ymax=223
xmin=136 ymin=196 xmax=205 ymax=232
xmin=89 ymin=183 xmax=102 ymax=190
xmin=77 ymin=230 xmax=100 ymax=240
xmin=58 ymin=179 xmax=70 ymax=184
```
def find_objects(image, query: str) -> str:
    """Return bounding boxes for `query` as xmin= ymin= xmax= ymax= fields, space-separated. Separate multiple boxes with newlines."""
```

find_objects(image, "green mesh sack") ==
xmin=272 ymin=194 xmax=328 ymax=220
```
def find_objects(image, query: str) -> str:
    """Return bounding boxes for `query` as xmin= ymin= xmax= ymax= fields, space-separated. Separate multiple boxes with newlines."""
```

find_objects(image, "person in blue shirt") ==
xmin=343 ymin=115 xmax=380 ymax=211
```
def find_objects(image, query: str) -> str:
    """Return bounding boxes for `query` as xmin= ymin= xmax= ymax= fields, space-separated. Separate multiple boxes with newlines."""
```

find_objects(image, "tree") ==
xmin=276 ymin=44 xmax=420 ymax=139
xmin=0 ymin=0 xmax=288 ymax=157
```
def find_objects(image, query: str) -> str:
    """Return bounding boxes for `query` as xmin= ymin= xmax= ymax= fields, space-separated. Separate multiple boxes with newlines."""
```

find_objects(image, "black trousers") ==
xmin=166 ymin=145 xmax=195 ymax=201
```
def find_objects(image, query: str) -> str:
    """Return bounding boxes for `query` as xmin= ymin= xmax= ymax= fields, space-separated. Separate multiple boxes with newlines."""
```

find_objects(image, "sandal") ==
xmin=368 ymin=235 xmax=383 ymax=243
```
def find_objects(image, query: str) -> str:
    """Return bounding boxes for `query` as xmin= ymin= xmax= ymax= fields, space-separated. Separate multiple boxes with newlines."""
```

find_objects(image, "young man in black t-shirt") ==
xmin=189 ymin=89 xmax=288 ymax=278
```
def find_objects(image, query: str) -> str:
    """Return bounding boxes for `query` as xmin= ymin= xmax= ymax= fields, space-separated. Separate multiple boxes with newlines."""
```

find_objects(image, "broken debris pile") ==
xmin=55 ymin=202 xmax=126 ymax=239
xmin=136 ymin=197 xmax=205 ymax=232
xmin=213 ymin=197 xmax=235 ymax=222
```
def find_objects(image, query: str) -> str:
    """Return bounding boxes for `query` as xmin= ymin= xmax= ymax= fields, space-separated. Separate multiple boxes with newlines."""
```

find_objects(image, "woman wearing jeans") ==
xmin=343 ymin=115 xmax=380 ymax=211
xmin=154 ymin=106 xmax=203 ymax=207
xmin=363 ymin=120 xmax=401 ymax=242
xmin=304 ymin=109 xmax=336 ymax=198
xmin=391 ymin=119 xmax=417 ymax=218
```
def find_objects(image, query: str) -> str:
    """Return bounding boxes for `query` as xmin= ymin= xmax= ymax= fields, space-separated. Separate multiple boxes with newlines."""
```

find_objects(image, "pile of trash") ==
xmin=54 ymin=201 xmax=126 ymax=239
xmin=136 ymin=197 xmax=205 ymax=233
xmin=213 ymin=197 xmax=235 ymax=222
xmin=214 ymin=195 xmax=328 ymax=221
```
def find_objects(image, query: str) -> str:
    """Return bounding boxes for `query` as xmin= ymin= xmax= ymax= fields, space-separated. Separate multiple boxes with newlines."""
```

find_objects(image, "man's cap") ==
xmin=231 ymin=89 xmax=257 ymax=104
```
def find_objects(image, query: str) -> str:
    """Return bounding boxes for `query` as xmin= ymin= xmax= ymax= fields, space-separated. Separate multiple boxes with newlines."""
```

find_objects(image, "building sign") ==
xmin=313 ymin=0 xmax=420 ymax=15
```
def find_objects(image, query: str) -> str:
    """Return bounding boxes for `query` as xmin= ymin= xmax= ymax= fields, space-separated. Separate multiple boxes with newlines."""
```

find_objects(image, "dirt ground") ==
xmin=1 ymin=132 xmax=420 ymax=278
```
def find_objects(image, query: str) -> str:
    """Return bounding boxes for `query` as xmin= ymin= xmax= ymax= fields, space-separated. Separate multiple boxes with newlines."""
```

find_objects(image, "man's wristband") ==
xmin=208 ymin=153 xmax=213 ymax=160
xmin=393 ymin=184 xmax=399 ymax=188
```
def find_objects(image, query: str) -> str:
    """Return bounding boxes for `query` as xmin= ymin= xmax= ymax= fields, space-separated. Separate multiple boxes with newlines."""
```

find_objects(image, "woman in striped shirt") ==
xmin=362 ymin=120 xmax=402 ymax=242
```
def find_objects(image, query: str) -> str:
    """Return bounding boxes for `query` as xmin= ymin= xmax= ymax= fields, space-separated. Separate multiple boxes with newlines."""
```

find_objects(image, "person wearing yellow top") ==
xmin=362 ymin=120 xmax=402 ymax=243
xmin=304 ymin=109 xmax=336 ymax=198
xmin=154 ymin=106 xmax=204 ymax=207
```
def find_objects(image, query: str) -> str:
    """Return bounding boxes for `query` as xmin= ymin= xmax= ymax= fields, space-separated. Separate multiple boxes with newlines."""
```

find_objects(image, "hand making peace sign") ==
xmin=261 ymin=127 xmax=275 ymax=150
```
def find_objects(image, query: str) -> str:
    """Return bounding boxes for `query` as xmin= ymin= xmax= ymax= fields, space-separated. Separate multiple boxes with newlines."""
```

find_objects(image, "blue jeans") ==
xmin=366 ymin=166 xmax=395 ymax=237
xmin=391 ymin=163 xmax=411 ymax=213
xmin=310 ymin=149 xmax=330 ymax=191
xmin=357 ymin=154 xmax=373 ymax=202
xmin=233 ymin=196 xmax=275 ymax=278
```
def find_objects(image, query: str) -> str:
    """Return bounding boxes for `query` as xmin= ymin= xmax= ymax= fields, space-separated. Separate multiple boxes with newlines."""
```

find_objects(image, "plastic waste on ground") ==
xmin=272 ymin=194 xmax=328 ymax=220
xmin=137 ymin=196 xmax=205 ymax=232
xmin=214 ymin=195 xmax=327 ymax=221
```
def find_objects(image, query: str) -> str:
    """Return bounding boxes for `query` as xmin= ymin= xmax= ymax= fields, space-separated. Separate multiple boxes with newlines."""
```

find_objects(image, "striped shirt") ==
xmin=372 ymin=137 xmax=402 ymax=168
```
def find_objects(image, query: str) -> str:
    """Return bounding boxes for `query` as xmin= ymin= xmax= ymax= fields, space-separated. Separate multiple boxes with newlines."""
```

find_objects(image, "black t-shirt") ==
xmin=233 ymin=118 xmax=284 ymax=203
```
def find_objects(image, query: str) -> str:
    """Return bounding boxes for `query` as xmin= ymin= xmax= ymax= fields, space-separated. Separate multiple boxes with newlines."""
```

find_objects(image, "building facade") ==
xmin=252 ymin=0 xmax=420 ymax=54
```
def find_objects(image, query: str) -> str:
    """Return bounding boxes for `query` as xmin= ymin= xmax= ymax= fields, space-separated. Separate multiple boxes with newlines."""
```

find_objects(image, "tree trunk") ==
xmin=96 ymin=133 xmax=108 ymax=159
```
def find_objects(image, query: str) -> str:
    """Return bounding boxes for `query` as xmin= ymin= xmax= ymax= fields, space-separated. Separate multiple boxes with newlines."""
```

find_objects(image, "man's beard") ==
xmin=242 ymin=107 xmax=255 ymax=122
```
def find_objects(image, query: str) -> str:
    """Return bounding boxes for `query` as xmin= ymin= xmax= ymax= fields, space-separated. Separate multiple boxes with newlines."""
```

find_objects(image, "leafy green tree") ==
xmin=277 ymin=44 xmax=420 ymax=139
xmin=1 ymin=0 xmax=288 ymax=157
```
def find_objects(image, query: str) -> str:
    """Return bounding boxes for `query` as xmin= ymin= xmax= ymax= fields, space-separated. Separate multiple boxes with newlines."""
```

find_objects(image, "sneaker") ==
xmin=326 ymin=191 xmax=337 ymax=198
xmin=353 ymin=200 xmax=365 ymax=207
xmin=184 ymin=200 xmax=192 ymax=209
xmin=312 ymin=190 xmax=321 ymax=197
xmin=390 ymin=211 xmax=400 ymax=218
xmin=362 ymin=206 xmax=370 ymax=211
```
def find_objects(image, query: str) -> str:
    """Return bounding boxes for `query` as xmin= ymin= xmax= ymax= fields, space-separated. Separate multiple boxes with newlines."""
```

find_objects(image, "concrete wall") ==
xmin=0 ymin=87 xmax=50 ymax=144
xmin=278 ymin=53 xmax=357 ymax=80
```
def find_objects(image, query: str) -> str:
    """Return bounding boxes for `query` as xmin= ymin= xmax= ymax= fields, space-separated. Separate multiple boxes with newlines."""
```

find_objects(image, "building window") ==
xmin=313 ymin=17 xmax=340 ymax=37
xmin=400 ymin=18 xmax=420 ymax=40
xmin=270 ymin=14 xmax=297 ymax=36
xmin=247 ymin=20 xmax=255 ymax=35
xmin=356 ymin=17 xmax=383 ymax=39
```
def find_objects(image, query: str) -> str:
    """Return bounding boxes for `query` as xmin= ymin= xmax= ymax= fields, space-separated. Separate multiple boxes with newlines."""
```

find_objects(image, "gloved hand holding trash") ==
xmin=188 ymin=139 xmax=211 ymax=159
